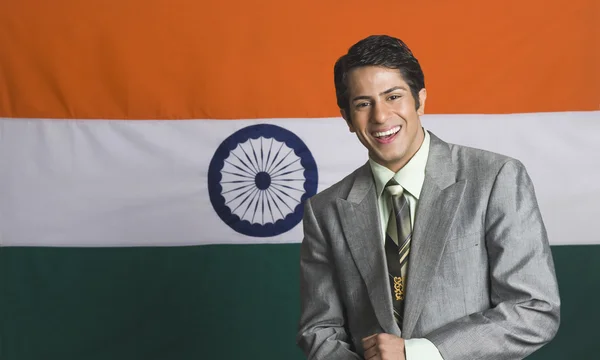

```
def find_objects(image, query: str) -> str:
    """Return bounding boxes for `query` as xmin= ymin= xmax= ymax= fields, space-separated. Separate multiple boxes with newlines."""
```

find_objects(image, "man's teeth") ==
xmin=373 ymin=127 xmax=400 ymax=138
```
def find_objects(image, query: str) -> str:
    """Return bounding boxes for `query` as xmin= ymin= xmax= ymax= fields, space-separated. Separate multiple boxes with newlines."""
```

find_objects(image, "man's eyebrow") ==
xmin=380 ymin=86 xmax=407 ymax=96
xmin=351 ymin=95 xmax=371 ymax=102
xmin=351 ymin=86 xmax=407 ymax=102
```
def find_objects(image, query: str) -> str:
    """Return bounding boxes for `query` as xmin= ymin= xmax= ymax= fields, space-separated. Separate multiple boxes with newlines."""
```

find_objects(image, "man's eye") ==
xmin=388 ymin=95 xmax=401 ymax=101
xmin=356 ymin=102 xmax=370 ymax=108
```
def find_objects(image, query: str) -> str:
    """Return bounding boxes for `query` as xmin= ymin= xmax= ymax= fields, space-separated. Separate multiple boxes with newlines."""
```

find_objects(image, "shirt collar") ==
xmin=369 ymin=129 xmax=430 ymax=199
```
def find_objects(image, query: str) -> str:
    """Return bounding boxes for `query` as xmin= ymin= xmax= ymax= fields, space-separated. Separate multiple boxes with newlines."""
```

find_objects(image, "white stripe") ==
xmin=0 ymin=111 xmax=598 ymax=246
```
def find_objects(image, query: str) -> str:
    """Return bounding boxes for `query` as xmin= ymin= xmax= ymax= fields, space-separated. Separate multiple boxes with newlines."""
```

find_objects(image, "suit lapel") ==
xmin=336 ymin=164 xmax=400 ymax=336
xmin=401 ymin=133 xmax=467 ymax=337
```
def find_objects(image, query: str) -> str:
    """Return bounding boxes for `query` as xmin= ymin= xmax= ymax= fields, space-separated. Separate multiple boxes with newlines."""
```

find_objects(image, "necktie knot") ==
xmin=385 ymin=180 xmax=405 ymax=197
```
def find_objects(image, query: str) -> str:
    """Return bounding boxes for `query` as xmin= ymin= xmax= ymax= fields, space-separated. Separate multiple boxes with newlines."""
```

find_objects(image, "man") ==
xmin=296 ymin=35 xmax=560 ymax=360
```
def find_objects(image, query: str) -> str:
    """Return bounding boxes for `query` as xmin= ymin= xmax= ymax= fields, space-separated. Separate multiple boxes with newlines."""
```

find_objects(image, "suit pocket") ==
xmin=443 ymin=231 xmax=482 ymax=254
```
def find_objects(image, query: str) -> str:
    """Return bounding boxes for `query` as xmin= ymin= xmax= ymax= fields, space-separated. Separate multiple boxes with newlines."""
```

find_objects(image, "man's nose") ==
xmin=371 ymin=102 xmax=388 ymax=124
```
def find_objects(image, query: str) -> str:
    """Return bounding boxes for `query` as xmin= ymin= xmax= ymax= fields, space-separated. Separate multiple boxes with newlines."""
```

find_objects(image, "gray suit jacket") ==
xmin=297 ymin=132 xmax=560 ymax=360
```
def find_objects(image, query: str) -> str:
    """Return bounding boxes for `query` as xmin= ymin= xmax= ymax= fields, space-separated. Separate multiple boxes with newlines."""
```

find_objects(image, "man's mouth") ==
xmin=373 ymin=126 xmax=401 ymax=140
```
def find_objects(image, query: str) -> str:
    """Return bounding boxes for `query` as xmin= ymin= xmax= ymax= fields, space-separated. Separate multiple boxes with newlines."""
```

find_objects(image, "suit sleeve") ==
xmin=296 ymin=198 xmax=362 ymax=360
xmin=425 ymin=160 xmax=561 ymax=360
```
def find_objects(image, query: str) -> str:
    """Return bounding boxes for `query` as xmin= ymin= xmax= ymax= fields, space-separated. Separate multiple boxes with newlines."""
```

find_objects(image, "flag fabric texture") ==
xmin=0 ymin=1 xmax=599 ymax=359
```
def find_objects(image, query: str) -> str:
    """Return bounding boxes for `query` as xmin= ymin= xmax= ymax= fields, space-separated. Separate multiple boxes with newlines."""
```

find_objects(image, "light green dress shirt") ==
xmin=368 ymin=130 xmax=444 ymax=360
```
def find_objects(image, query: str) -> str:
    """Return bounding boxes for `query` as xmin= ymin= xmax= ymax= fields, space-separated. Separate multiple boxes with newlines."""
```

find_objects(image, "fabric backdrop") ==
xmin=0 ymin=1 xmax=598 ymax=359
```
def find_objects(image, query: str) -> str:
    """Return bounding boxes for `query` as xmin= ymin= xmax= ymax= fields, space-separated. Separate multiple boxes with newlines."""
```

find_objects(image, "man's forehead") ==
xmin=346 ymin=66 xmax=409 ymax=94
xmin=348 ymin=66 xmax=406 ymax=82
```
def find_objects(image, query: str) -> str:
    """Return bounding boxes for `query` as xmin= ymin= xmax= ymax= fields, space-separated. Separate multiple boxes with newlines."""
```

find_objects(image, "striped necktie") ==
xmin=384 ymin=180 xmax=412 ymax=327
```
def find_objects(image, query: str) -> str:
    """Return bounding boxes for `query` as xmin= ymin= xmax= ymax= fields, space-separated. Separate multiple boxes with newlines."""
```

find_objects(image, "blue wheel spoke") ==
xmin=268 ymin=149 xmax=293 ymax=175
xmin=239 ymin=143 xmax=260 ymax=174
xmin=265 ymin=189 xmax=275 ymax=222
xmin=266 ymin=142 xmax=285 ymax=173
xmin=224 ymin=160 xmax=256 ymax=177
xmin=271 ymin=167 xmax=304 ymax=179
xmin=270 ymin=185 xmax=300 ymax=207
xmin=249 ymin=139 xmax=262 ymax=173
xmin=260 ymin=138 xmax=265 ymax=172
xmin=242 ymin=189 xmax=261 ymax=221
xmin=221 ymin=170 xmax=255 ymax=179
xmin=251 ymin=189 xmax=262 ymax=223
xmin=273 ymin=188 xmax=294 ymax=212
xmin=221 ymin=180 xmax=255 ymax=184
xmin=222 ymin=182 xmax=255 ymax=196
xmin=224 ymin=185 xmax=256 ymax=204
xmin=231 ymin=188 xmax=259 ymax=214
xmin=271 ymin=182 xmax=305 ymax=193
xmin=230 ymin=152 xmax=257 ymax=175
xmin=266 ymin=189 xmax=285 ymax=219
xmin=271 ymin=178 xmax=305 ymax=182
xmin=261 ymin=190 xmax=266 ymax=224
xmin=270 ymin=158 xmax=301 ymax=177
xmin=265 ymin=138 xmax=274 ymax=173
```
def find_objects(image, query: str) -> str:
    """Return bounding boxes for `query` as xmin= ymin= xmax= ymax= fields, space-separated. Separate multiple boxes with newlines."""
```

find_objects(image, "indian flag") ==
xmin=0 ymin=0 xmax=598 ymax=359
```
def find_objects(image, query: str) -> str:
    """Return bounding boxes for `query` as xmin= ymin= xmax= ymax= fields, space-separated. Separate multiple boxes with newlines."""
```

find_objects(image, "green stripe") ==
xmin=0 ymin=245 xmax=598 ymax=359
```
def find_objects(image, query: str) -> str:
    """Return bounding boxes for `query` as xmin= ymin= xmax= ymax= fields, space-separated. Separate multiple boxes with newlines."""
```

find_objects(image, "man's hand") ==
xmin=362 ymin=333 xmax=405 ymax=360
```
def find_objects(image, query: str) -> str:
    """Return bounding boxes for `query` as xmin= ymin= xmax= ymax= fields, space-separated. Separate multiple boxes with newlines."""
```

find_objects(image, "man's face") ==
xmin=342 ymin=66 xmax=427 ymax=173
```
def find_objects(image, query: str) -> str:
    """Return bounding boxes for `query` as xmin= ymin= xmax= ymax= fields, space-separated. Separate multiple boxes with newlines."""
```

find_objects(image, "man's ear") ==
xmin=417 ymin=88 xmax=427 ymax=116
xmin=341 ymin=109 xmax=355 ymax=133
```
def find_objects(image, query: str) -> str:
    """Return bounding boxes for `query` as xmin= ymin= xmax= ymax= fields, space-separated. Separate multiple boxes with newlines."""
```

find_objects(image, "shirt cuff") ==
xmin=404 ymin=338 xmax=443 ymax=360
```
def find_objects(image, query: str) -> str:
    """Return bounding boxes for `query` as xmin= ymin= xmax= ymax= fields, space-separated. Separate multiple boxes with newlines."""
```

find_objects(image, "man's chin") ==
xmin=371 ymin=155 xmax=400 ymax=168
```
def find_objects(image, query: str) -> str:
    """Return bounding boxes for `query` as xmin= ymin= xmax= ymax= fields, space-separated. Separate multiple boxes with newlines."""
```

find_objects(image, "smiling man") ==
xmin=297 ymin=35 xmax=560 ymax=360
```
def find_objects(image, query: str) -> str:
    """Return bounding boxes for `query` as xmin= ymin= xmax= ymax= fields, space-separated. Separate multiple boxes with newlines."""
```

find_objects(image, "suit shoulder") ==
xmin=447 ymin=142 xmax=526 ymax=174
